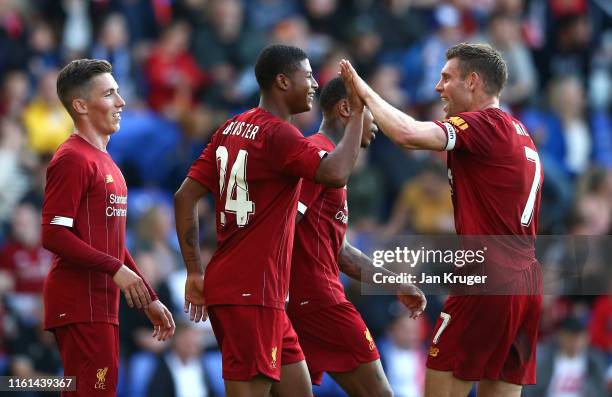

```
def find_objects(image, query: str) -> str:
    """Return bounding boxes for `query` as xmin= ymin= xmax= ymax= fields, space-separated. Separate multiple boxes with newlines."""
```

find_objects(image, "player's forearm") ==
xmin=124 ymin=249 xmax=158 ymax=301
xmin=338 ymin=240 xmax=400 ymax=292
xmin=174 ymin=192 xmax=204 ymax=274
xmin=362 ymin=91 xmax=422 ymax=149
xmin=41 ymin=224 xmax=123 ymax=275
xmin=314 ymin=109 xmax=364 ymax=187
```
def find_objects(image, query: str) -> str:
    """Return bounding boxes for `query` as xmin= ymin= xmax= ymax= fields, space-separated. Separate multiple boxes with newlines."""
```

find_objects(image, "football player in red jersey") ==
xmin=42 ymin=59 xmax=175 ymax=397
xmin=174 ymin=45 xmax=365 ymax=397
xmin=342 ymin=43 xmax=543 ymax=397
xmin=283 ymin=77 xmax=426 ymax=397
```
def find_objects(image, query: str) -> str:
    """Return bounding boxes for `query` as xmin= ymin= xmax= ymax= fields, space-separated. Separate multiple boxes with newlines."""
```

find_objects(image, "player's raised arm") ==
xmin=313 ymin=60 xmax=365 ymax=187
xmin=174 ymin=177 xmax=209 ymax=322
xmin=340 ymin=61 xmax=447 ymax=151
xmin=338 ymin=239 xmax=427 ymax=318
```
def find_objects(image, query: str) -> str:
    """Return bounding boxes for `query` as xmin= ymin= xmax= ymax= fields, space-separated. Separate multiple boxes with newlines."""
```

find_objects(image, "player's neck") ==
xmin=258 ymin=96 xmax=291 ymax=121
xmin=471 ymin=95 xmax=500 ymax=112
xmin=74 ymin=124 xmax=110 ymax=152
xmin=319 ymin=118 xmax=344 ymax=145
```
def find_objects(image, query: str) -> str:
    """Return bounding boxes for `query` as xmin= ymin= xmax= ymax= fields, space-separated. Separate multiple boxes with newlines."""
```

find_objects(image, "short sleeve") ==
xmin=434 ymin=112 xmax=496 ymax=154
xmin=187 ymin=135 xmax=218 ymax=193
xmin=267 ymin=123 xmax=323 ymax=181
xmin=41 ymin=153 xmax=90 ymax=227
xmin=297 ymin=179 xmax=325 ymax=215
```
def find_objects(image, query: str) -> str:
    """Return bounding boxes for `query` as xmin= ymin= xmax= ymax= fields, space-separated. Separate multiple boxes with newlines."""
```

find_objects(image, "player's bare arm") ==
xmin=174 ymin=176 xmax=209 ymax=322
xmin=338 ymin=239 xmax=427 ymax=318
xmin=341 ymin=60 xmax=447 ymax=151
xmin=314 ymin=60 xmax=365 ymax=187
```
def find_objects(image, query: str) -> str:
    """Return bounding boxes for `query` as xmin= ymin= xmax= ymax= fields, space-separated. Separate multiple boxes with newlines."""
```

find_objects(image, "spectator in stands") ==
xmin=145 ymin=21 xmax=207 ymax=117
xmin=0 ymin=203 xmax=52 ymax=295
xmin=22 ymin=69 xmax=72 ymax=155
xmin=27 ymin=21 xmax=61 ymax=81
xmin=536 ymin=13 xmax=592 ymax=91
xmin=408 ymin=4 xmax=464 ymax=105
xmin=61 ymin=0 xmax=92 ymax=59
xmin=573 ymin=168 xmax=612 ymax=235
xmin=134 ymin=204 xmax=182 ymax=279
xmin=0 ymin=70 xmax=29 ymax=119
xmin=368 ymin=0 xmax=429 ymax=57
xmin=146 ymin=321 xmax=211 ymax=397
xmin=486 ymin=12 xmax=538 ymax=108
xmin=91 ymin=13 xmax=136 ymax=104
xmin=379 ymin=310 xmax=428 ymax=397
xmin=384 ymin=161 xmax=454 ymax=236
xmin=191 ymin=0 xmax=263 ymax=106
xmin=0 ymin=119 xmax=32 ymax=226
xmin=524 ymin=316 xmax=608 ymax=397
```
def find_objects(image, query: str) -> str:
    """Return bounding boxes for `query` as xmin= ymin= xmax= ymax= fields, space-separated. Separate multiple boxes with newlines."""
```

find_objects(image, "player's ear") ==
xmin=467 ymin=72 xmax=479 ymax=91
xmin=337 ymin=98 xmax=350 ymax=118
xmin=275 ymin=74 xmax=290 ymax=91
xmin=72 ymin=97 xmax=88 ymax=115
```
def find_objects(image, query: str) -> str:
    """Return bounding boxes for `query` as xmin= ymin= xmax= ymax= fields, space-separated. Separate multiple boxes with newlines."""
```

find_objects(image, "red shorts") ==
xmin=288 ymin=301 xmax=380 ymax=385
xmin=426 ymin=294 xmax=542 ymax=385
xmin=53 ymin=322 xmax=119 ymax=396
xmin=208 ymin=305 xmax=304 ymax=381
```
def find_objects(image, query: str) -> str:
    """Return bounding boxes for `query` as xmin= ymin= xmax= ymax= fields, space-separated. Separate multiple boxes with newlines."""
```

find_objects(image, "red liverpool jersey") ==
xmin=42 ymin=134 xmax=128 ymax=328
xmin=188 ymin=108 xmax=323 ymax=309
xmin=436 ymin=108 xmax=543 ymax=280
xmin=288 ymin=133 xmax=349 ymax=315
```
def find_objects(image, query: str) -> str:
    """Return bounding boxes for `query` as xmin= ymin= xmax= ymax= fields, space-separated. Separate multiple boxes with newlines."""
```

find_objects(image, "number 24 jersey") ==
xmin=188 ymin=108 xmax=323 ymax=309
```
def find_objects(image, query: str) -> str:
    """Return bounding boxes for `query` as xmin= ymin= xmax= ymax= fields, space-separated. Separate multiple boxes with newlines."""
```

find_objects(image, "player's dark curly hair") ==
xmin=446 ymin=43 xmax=508 ymax=96
xmin=254 ymin=44 xmax=308 ymax=90
xmin=319 ymin=77 xmax=347 ymax=114
xmin=56 ymin=59 xmax=112 ymax=116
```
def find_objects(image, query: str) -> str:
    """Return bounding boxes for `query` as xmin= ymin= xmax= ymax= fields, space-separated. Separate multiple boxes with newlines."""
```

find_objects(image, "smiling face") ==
xmin=286 ymin=59 xmax=318 ymax=115
xmin=434 ymin=58 xmax=472 ymax=118
xmin=83 ymin=73 xmax=125 ymax=135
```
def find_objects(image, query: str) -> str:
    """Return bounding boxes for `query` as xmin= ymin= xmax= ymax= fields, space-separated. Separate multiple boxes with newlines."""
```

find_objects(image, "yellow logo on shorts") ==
xmin=271 ymin=346 xmax=278 ymax=369
xmin=429 ymin=347 xmax=440 ymax=357
xmin=364 ymin=328 xmax=376 ymax=351
xmin=95 ymin=367 xmax=108 ymax=389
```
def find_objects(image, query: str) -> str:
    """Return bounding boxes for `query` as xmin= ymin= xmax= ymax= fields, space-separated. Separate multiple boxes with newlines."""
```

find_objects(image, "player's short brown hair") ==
xmin=56 ymin=59 xmax=112 ymax=116
xmin=446 ymin=43 xmax=508 ymax=96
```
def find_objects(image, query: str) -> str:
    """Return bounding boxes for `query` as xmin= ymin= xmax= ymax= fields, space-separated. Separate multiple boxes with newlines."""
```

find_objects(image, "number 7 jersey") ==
xmin=187 ymin=107 xmax=323 ymax=309
xmin=435 ymin=108 xmax=544 ymax=275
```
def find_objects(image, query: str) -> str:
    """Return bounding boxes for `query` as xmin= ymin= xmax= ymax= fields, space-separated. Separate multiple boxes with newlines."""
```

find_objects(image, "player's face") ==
xmin=435 ymin=58 xmax=470 ymax=118
xmin=85 ymin=73 xmax=125 ymax=135
xmin=360 ymin=107 xmax=377 ymax=148
xmin=287 ymin=59 xmax=318 ymax=114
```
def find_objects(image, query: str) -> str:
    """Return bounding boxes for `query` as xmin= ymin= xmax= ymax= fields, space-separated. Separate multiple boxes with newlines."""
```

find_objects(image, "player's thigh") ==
xmin=476 ymin=379 xmax=522 ymax=397
xmin=424 ymin=369 xmax=473 ymax=397
xmin=224 ymin=375 xmax=273 ymax=397
xmin=328 ymin=359 xmax=393 ymax=397
xmin=270 ymin=360 xmax=312 ymax=397
xmin=54 ymin=323 xmax=119 ymax=397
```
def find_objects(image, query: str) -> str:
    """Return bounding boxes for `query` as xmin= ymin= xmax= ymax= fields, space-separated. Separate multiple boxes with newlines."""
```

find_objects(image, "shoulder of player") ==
xmin=48 ymin=141 xmax=95 ymax=171
xmin=453 ymin=108 xmax=514 ymax=134
xmin=306 ymin=132 xmax=334 ymax=151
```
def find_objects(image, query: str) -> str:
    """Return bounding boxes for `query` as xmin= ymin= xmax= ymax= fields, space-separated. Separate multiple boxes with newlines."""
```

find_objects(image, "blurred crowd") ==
xmin=0 ymin=0 xmax=610 ymax=396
